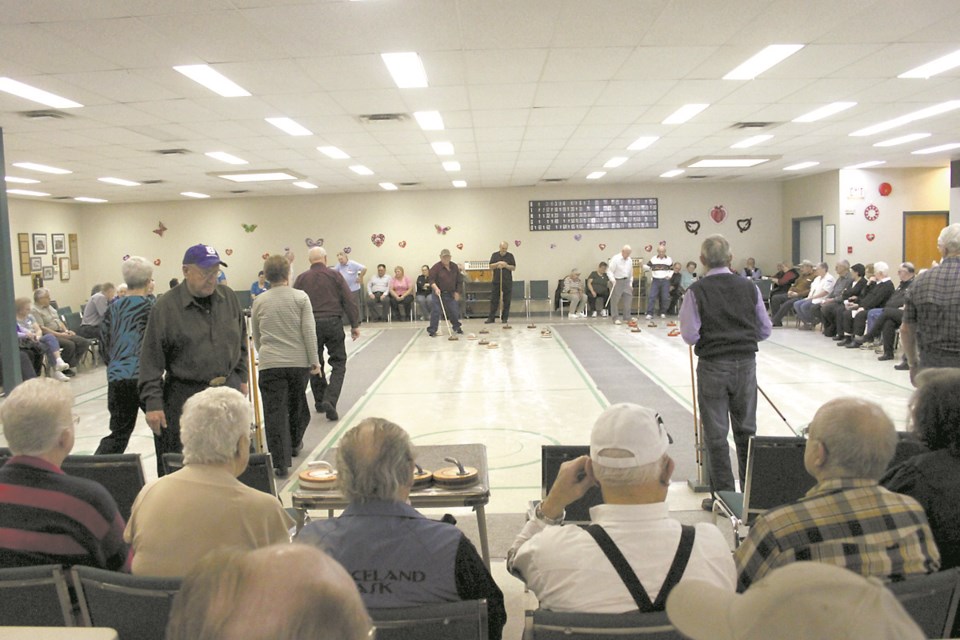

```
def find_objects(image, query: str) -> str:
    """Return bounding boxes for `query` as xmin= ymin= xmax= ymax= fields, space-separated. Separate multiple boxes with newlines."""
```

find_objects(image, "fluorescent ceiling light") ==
xmin=205 ymin=151 xmax=248 ymax=165
xmin=173 ymin=64 xmax=250 ymax=97
xmin=0 ymin=77 xmax=82 ymax=108
xmin=181 ymin=192 xmax=210 ymax=199
xmin=4 ymin=176 xmax=40 ymax=184
xmin=292 ymin=181 xmax=318 ymax=189
xmin=442 ymin=161 xmax=461 ymax=172
xmin=724 ymin=44 xmax=805 ymax=80
xmin=912 ymin=142 xmax=960 ymax=155
xmin=318 ymin=146 xmax=350 ymax=159
xmin=793 ymin=102 xmax=857 ymax=123
xmin=380 ymin=52 xmax=429 ymax=88
xmin=431 ymin=141 xmax=455 ymax=156
xmin=13 ymin=162 xmax=71 ymax=175
xmin=783 ymin=161 xmax=820 ymax=171
xmin=604 ymin=157 xmax=628 ymax=168
xmin=586 ymin=171 xmax=606 ymax=180
xmin=843 ymin=161 xmax=886 ymax=169
xmin=850 ymin=100 xmax=960 ymax=137
xmin=662 ymin=104 xmax=709 ymax=125
xmin=379 ymin=182 xmax=398 ymax=191
xmin=349 ymin=165 xmax=374 ymax=176
xmin=627 ymin=136 xmax=659 ymax=150
xmin=452 ymin=180 xmax=467 ymax=188
xmin=731 ymin=134 xmax=773 ymax=149
xmin=686 ymin=158 xmax=770 ymax=168
xmin=98 ymin=177 xmax=141 ymax=187
xmin=873 ymin=133 xmax=931 ymax=147
xmin=414 ymin=110 xmax=444 ymax=130
xmin=216 ymin=171 xmax=300 ymax=182
xmin=265 ymin=117 xmax=313 ymax=136
xmin=74 ymin=197 xmax=108 ymax=203
xmin=899 ymin=49 xmax=960 ymax=79
xmin=659 ymin=169 xmax=685 ymax=178
xmin=7 ymin=189 xmax=50 ymax=197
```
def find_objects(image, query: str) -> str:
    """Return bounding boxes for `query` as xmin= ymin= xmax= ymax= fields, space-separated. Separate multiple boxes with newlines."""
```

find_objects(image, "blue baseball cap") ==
xmin=182 ymin=244 xmax=227 ymax=269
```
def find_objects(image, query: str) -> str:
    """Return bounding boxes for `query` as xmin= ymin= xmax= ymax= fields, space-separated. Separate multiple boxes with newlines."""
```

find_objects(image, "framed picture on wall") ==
xmin=30 ymin=256 xmax=42 ymax=272
xmin=69 ymin=233 xmax=80 ymax=269
xmin=42 ymin=266 xmax=55 ymax=281
xmin=52 ymin=233 xmax=66 ymax=254
xmin=18 ymin=233 xmax=31 ymax=276
xmin=32 ymin=233 xmax=48 ymax=255
xmin=59 ymin=257 xmax=71 ymax=281
xmin=825 ymin=224 xmax=837 ymax=255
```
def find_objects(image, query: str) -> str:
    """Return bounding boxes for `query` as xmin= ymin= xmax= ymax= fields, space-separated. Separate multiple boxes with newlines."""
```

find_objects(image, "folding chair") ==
xmin=162 ymin=452 xmax=278 ymax=497
xmin=523 ymin=609 xmax=683 ymax=639
xmin=888 ymin=567 xmax=960 ymax=639
xmin=61 ymin=453 xmax=146 ymax=522
xmin=0 ymin=564 xmax=75 ymax=626
xmin=72 ymin=565 xmax=181 ymax=640
xmin=369 ymin=599 xmax=488 ymax=640
xmin=712 ymin=436 xmax=814 ymax=547
xmin=541 ymin=445 xmax=603 ymax=524
xmin=756 ymin=279 xmax=772 ymax=311
xmin=528 ymin=280 xmax=549 ymax=319
xmin=64 ymin=311 xmax=99 ymax=366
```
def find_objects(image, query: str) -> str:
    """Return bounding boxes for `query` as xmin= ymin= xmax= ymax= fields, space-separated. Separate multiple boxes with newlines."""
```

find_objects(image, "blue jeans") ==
xmin=428 ymin=292 xmax=461 ymax=335
xmin=647 ymin=278 xmax=670 ymax=315
xmin=865 ymin=308 xmax=883 ymax=335
xmin=697 ymin=357 xmax=758 ymax=492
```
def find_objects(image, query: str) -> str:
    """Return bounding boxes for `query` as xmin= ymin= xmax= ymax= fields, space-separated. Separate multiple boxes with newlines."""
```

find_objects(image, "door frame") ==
xmin=902 ymin=210 xmax=948 ymax=261
xmin=791 ymin=215 xmax=823 ymax=265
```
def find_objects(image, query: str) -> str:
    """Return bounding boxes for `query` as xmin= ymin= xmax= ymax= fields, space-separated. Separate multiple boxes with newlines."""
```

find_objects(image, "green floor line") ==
xmin=551 ymin=329 xmax=610 ymax=409
xmin=762 ymin=337 xmax=914 ymax=391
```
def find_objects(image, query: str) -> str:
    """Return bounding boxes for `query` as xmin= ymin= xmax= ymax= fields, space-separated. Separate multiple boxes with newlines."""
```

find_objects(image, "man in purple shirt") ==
xmin=680 ymin=235 xmax=771 ymax=508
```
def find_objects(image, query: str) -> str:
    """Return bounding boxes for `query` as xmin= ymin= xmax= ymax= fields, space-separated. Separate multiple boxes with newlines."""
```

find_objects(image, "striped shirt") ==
xmin=100 ymin=295 xmax=154 ymax=382
xmin=647 ymin=255 xmax=673 ymax=279
xmin=903 ymin=256 xmax=960 ymax=368
xmin=250 ymin=286 xmax=320 ymax=370
xmin=0 ymin=456 xmax=129 ymax=570
xmin=735 ymin=478 xmax=940 ymax=591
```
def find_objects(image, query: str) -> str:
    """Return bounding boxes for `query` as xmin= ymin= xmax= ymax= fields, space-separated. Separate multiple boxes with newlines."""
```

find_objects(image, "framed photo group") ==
xmin=21 ymin=232 xmax=74 ymax=280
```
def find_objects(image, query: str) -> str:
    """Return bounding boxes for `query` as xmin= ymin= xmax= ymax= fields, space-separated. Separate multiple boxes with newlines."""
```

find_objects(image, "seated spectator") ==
xmin=667 ymin=562 xmax=924 ymax=640
xmin=366 ymin=263 xmax=391 ymax=321
xmin=791 ymin=262 xmax=835 ymax=330
xmin=667 ymin=261 xmax=684 ymax=314
xmin=767 ymin=261 xmax=798 ymax=300
xmin=851 ymin=262 xmax=914 ymax=361
xmin=0 ymin=345 xmax=40 ymax=384
xmin=166 ymin=544 xmax=372 ymax=640
xmin=32 ymin=287 xmax=90 ymax=374
xmin=562 ymin=268 xmax=587 ymax=318
xmin=16 ymin=297 xmax=69 ymax=380
xmin=586 ymin=262 xmax=611 ymax=317
xmin=736 ymin=397 xmax=940 ymax=591
xmin=415 ymin=264 xmax=433 ymax=320
xmin=124 ymin=387 xmax=293 ymax=576
xmin=771 ymin=260 xmax=814 ymax=324
xmin=680 ymin=261 xmax=698 ymax=289
xmin=508 ymin=404 xmax=735 ymax=612
xmin=0 ymin=378 xmax=128 ymax=569
xmin=115 ymin=284 xmax=128 ymax=299
xmin=297 ymin=418 xmax=506 ymax=639
xmin=882 ymin=368 xmax=960 ymax=570
xmin=388 ymin=265 xmax=414 ymax=321
xmin=250 ymin=270 xmax=270 ymax=298
xmin=739 ymin=257 xmax=762 ymax=280
xmin=836 ymin=262 xmax=894 ymax=346
xmin=79 ymin=282 xmax=116 ymax=339
xmin=811 ymin=260 xmax=851 ymax=335
xmin=824 ymin=262 xmax=866 ymax=338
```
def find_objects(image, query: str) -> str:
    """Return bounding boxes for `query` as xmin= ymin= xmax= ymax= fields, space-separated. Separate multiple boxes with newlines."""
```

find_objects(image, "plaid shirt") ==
xmin=903 ymin=256 xmax=960 ymax=368
xmin=735 ymin=478 xmax=940 ymax=591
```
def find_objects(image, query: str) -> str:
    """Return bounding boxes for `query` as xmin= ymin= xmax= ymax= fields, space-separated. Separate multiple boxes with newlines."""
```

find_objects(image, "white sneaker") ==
xmin=591 ymin=311 xmax=597 ymax=318
xmin=580 ymin=310 xmax=587 ymax=317
xmin=53 ymin=371 xmax=70 ymax=381
xmin=645 ymin=314 xmax=653 ymax=320
xmin=601 ymin=310 xmax=608 ymax=317
xmin=569 ymin=312 xmax=578 ymax=318
xmin=615 ymin=319 xmax=622 ymax=325
xmin=55 ymin=358 xmax=69 ymax=371
xmin=660 ymin=314 xmax=666 ymax=319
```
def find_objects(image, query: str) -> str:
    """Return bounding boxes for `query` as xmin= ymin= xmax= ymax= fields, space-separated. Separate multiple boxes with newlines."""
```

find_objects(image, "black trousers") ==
xmin=259 ymin=367 xmax=310 ymax=471
xmin=96 ymin=378 xmax=142 ymax=455
xmin=841 ymin=308 xmax=870 ymax=338
xmin=309 ymin=316 xmax=348 ymax=411
xmin=390 ymin=294 xmax=414 ymax=321
xmin=57 ymin=335 xmax=91 ymax=368
xmin=587 ymin=290 xmax=610 ymax=313
xmin=488 ymin=279 xmax=512 ymax=321
xmin=77 ymin=325 xmax=100 ymax=340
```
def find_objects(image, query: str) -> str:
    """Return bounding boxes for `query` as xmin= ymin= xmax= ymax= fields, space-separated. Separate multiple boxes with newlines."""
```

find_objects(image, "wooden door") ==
xmin=904 ymin=211 xmax=948 ymax=270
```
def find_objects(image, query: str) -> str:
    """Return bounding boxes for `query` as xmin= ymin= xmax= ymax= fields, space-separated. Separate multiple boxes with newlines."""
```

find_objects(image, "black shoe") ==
xmin=837 ymin=338 xmax=850 ymax=347
xmin=315 ymin=402 xmax=323 ymax=413
xmin=831 ymin=336 xmax=843 ymax=341
xmin=63 ymin=369 xmax=76 ymax=377
xmin=894 ymin=361 xmax=910 ymax=371
xmin=877 ymin=354 xmax=894 ymax=361
xmin=427 ymin=331 xmax=436 ymax=337
xmin=484 ymin=318 xmax=495 ymax=324
xmin=502 ymin=319 xmax=509 ymax=323
xmin=701 ymin=498 xmax=714 ymax=512
xmin=320 ymin=401 xmax=339 ymax=421
xmin=845 ymin=341 xmax=861 ymax=349
xmin=292 ymin=443 xmax=302 ymax=457
xmin=771 ymin=322 xmax=783 ymax=328
xmin=274 ymin=467 xmax=289 ymax=478
xmin=454 ymin=328 xmax=464 ymax=335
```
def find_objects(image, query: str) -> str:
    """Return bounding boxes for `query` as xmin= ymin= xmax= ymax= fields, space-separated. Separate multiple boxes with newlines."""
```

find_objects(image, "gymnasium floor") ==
xmin=0 ymin=313 xmax=916 ymax=636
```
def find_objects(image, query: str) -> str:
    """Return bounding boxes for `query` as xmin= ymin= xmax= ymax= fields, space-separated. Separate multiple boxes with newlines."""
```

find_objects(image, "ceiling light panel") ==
xmin=723 ymin=44 xmax=805 ymax=80
xmin=452 ymin=180 xmax=467 ymax=188
xmin=380 ymin=52 xmax=429 ymax=89
xmin=793 ymin=102 xmax=857 ymax=123
xmin=173 ymin=65 xmax=251 ymax=97
xmin=686 ymin=158 xmax=770 ymax=168
xmin=431 ymin=141 xmax=455 ymax=156
xmin=74 ymin=197 xmax=108 ymax=203
xmin=586 ymin=171 xmax=606 ymax=179
xmin=783 ymin=161 xmax=820 ymax=171
xmin=4 ymin=176 xmax=40 ymax=184
xmin=912 ymin=142 xmax=960 ymax=155
xmin=13 ymin=162 xmax=71 ymax=174
xmin=265 ymin=117 xmax=313 ymax=136
xmin=604 ymin=157 xmax=628 ymax=168
xmin=873 ymin=133 xmax=931 ymax=147
xmin=843 ymin=161 xmax=886 ymax=169
xmin=216 ymin=171 xmax=300 ymax=182
xmin=660 ymin=169 xmax=684 ymax=178
xmin=731 ymin=134 xmax=773 ymax=149
xmin=0 ymin=77 xmax=82 ymax=109
xmin=293 ymin=181 xmax=319 ymax=189
xmin=627 ymin=136 xmax=659 ymax=150
xmin=662 ymin=104 xmax=709 ymax=125
xmin=349 ymin=165 xmax=374 ymax=175
xmin=414 ymin=111 xmax=445 ymax=130
xmin=7 ymin=189 xmax=50 ymax=197
xmin=850 ymin=100 xmax=960 ymax=137
xmin=379 ymin=182 xmax=398 ymax=190
xmin=205 ymin=151 xmax=248 ymax=165
xmin=442 ymin=161 xmax=461 ymax=172
xmin=899 ymin=49 xmax=960 ymax=79
xmin=181 ymin=192 xmax=211 ymax=198
xmin=98 ymin=177 xmax=141 ymax=186
xmin=318 ymin=146 xmax=350 ymax=159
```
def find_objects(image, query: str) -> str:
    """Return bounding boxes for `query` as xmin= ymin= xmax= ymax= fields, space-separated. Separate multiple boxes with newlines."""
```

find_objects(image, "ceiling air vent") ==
xmin=541 ymin=178 xmax=567 ymax=183
xmin=230 ymin=190 xmax=249 ymax=194
xmin=398 ymin=182 xmax=420 ymax=187
xmin=141 ymin=179 xmax=164 ymax=185
xmin=21 ymin=110 xmax=69 ymax=120
xmin=686 ymin=175 xmax=708 ymax=179
xmin=358 ymin=113 xmax=408 ymax=124
xmin=51 ymin=196 xmax=73 ymax=200
xmin=154 ymin=148 xmax=191 ymax=156
xmin=731 ymin=122 xmax=774 ymax=129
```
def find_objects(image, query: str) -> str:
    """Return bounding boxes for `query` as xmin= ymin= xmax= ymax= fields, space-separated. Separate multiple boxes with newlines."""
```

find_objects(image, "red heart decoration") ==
xmin=371 ymin=233 xmax=385 ymax=248
xmin=514 ymin=240 xmax=521 ymax=247
xmin=261 ymin=252 xmax=270 ymax=260
xmin=710 ymin=205 xmax=727 ymax=223
xmin=866 ymin=233 xmax=876 ymax=242
xmin=644 ymin=244 xmax=653 ymax=252
xmin=399 ymin=240 xmax=407 ymax=248
xmin=456 ymin=243 xmax=464 ymax=250
xmin=122 ymin=254 xmax=130 ymax=261
xmin=599 ymin=243 xmax=606 ymax=251
xmin=225 ymin=248 xmax=233 ymax=256
xmin=154 ymin=259 xmax=161 ymax=266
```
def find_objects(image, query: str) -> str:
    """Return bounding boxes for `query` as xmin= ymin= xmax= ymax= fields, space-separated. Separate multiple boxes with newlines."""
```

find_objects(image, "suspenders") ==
xmin=584 ymin=524 xmax=696 ymax=612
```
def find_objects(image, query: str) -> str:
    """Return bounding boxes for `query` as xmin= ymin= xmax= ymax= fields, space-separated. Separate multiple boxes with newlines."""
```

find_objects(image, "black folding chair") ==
xmin=0 ymin=564 xmax=75 ymax=626
xmin=523 ymin=609 xmax=683 ymax=639
xmin=72 ymin=565 xmax=181 ymax=640
xmin=61 ymin=453 xmax=146 ymax=522
xmin=370 ymin=599 xmax=488 ymax=640
xmin=888 ymin=567 xmax=960 ymax=639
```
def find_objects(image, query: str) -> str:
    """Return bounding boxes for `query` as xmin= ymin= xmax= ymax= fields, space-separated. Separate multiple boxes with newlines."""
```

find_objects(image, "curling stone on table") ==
xmin=299 ymin=460 xmax=338 ymax=490
xmin=434 ymin=456 xmax=479 ymax=488
xmin=413 ymin=463 xmax=434 ymax=489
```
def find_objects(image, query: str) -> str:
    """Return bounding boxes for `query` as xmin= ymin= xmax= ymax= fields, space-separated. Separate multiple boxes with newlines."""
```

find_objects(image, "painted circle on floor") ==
xmin=413 ymin=428 xmax=563 ymax=471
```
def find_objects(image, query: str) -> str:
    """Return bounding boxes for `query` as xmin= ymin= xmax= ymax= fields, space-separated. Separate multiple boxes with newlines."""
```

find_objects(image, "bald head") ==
xmin=499 ymin=241 xmax=508 ymax=252
xmin=806 ymin=398 xmax=897 ymax=481
xmin=166 ymin=544 xmax=371 ymax=640
xmin=308 ymin=246 xmax=327 ymax=265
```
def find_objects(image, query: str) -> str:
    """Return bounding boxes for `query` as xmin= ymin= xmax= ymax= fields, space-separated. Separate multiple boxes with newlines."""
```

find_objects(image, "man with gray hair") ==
xmin=96 ymin=257 xmax=154 ymax=454
xmin=902 ymin=223 xmax=960 ymax=384
xmin=735 ymin=397 xmax=940 ymax=591
xmin=680 ymin=235 xmax=771 ymax=508
xmin=792 ymin=261 xmax=836 ymax=330
xmin=0 ymin=378 xmax=128 ymax=569
xmin=836 ymin=260 xmax=894 ymax=346
xmin=812 ymin=260 xmax=852 ymax=334
xmin=508 ymin=403 xmax=735 ymax=612
xmin=297 ymin=418 xmax=505 ymax=639
xmin=770 ymin=259 xmax=815 ymax=326
xmin=606 ymin=245 xmax=635 ymax=325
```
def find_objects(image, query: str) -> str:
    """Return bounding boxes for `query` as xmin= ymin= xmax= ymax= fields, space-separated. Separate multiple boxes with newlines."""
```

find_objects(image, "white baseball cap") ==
xmin=666 ymin=562 xmax=924 ymax=640
xmin=590 ymin=403 xmax=669 ymax=469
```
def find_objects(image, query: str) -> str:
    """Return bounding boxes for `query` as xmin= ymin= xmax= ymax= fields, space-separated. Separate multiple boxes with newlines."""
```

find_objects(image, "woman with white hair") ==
xmin=124 ymin=387 xmax=293 ymax=576
xmin=562 ymin=268 xmax=587 ymax=318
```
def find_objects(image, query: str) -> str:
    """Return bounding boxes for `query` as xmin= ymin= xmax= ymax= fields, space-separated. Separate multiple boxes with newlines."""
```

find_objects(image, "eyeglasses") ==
xmin=189 ymin=266 xmax=220 ymax=280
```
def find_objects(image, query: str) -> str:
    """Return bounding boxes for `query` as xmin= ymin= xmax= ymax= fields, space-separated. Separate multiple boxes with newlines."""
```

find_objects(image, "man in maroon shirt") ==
xmin=427 ymin=249 xmax=463 ymax=337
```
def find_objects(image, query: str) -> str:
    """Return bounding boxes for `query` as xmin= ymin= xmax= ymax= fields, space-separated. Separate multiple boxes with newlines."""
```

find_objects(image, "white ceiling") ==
xmin=1 ymin=0 xmax=959 ymax=203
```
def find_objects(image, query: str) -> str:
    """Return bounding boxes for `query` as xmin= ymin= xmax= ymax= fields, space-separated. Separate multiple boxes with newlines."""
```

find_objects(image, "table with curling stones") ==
xmin=291 ymin=444 xmax=491 ymax=568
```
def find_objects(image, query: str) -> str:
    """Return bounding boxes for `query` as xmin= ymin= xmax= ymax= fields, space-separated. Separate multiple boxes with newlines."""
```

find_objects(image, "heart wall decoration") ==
xmin=866 ymin=233 xmax=876 ymax=242
xmin=598 ymin=243 xmax=606 ymax=251
xmin=736 ymin=218 xmax=752 ymax=233
xmin=344 ymin=247 xmax=352 ymax=254
xmin=224 ymin=249 xmax=233 ymax=256
xmin=514 ymin=240 xmax=521 ymax=247
xmin=574 ymin=234 xmax=582 ymax=241
xmin=644 ymin=244 xmax=653 ymax=252
xmin=371 ymin=234 xmax=385 ymax=248
xmin=684 ymin=221 xmax=701 ymax=235
xmin=398 ymin=240 xmax=407 ymax=248
xmin=305 ymin=237 xmax=323 ymax=248
xmin=262 ymin=252 xmax=270 ymax=260
xmin=456 ymin=243 xmax=464 ymax=250
xmin=710 ymin=205 xmax=727 ymax=224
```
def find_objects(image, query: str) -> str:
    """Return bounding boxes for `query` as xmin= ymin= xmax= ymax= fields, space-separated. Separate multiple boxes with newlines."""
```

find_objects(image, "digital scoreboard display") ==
xmin=528 ymin=198 xmax=658 ymax=231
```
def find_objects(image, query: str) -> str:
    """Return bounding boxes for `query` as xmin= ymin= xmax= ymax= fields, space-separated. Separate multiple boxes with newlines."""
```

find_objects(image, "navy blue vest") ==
xmin=689 ymin=273 xmax=760 ymax=360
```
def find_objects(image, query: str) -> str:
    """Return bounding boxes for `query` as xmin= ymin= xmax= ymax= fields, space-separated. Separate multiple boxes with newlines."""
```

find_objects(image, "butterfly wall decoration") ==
xmin=153 ymin=222 xmax=167 ymax=237
xmin=241 ymin=223 xmax=257 ymax=233
xmin=305 ymin=237 xmax=324 ymax=248
xmin=435 ymin=224 xmax=451 ymax=235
